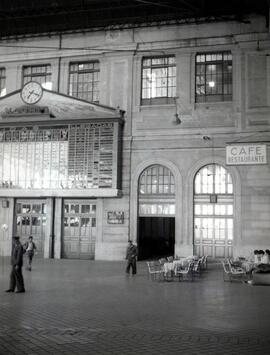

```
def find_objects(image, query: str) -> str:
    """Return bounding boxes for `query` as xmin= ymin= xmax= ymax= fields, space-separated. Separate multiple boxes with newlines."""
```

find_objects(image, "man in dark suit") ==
xmin=5 ymin=236 xmax=25 ymax=293
xmin=126 ymin=240 xmax=138 ymax=275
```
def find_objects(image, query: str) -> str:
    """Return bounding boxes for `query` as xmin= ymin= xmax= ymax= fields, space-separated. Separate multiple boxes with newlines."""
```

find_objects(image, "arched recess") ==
xmin=186 ymin=156 xmax=241 ymax=259
xmin=130 ymin=159 xmax=182 ymax=260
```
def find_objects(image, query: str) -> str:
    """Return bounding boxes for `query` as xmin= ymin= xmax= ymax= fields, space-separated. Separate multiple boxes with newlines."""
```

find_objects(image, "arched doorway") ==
xmin=194 ymin=164 xmax=234 ymax=259
xmin=138 ymin=164 xmax=175 ymax=260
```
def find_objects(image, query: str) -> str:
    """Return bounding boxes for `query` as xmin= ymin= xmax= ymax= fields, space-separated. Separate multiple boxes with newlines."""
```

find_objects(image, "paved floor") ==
xmin=0 ymin=257 xmax=270 ymax=355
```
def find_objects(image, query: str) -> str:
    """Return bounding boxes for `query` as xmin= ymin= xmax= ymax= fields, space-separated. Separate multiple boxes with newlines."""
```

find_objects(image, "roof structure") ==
xmin=0 ymin=88 xmax=121 ymax=121
xmin=0 ymin=0 xmax=268 ymax=39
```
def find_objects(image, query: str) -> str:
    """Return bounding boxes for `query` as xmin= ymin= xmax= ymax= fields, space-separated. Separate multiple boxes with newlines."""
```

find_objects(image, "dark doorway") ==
xmin=138 ymin=217 xmax=175 ymax=260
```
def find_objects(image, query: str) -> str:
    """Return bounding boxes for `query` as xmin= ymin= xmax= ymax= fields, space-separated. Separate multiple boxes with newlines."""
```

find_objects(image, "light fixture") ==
xmin=209 ymin=81 xmax=215 ymax=87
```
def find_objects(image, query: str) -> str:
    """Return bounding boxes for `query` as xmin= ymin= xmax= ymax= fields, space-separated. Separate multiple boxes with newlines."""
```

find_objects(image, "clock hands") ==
xmin=27 ymin=90 xmax=40 ymax=100
xmin=27 ymin=90 xmax=34 ymax=99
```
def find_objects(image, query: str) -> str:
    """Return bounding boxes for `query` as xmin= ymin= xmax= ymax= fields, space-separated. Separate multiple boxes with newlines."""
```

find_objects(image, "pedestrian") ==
xmin=24 ymin=235 xmax=37 ymax=271
xmin=126 ymin=240 xmax=138 ymax=275
xmin=5 ymin=236 xmax=25 ymax=293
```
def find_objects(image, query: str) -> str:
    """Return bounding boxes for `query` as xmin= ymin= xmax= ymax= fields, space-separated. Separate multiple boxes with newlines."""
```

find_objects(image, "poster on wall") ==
xmin=107 ymin=211 xmax=124 ymax=224
xmin=226 ymin=144 xmax=267 ymax=165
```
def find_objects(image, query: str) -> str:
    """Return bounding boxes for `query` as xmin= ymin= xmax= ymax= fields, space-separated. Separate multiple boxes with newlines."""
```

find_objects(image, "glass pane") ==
xmin=227 ymin=205 xmax=233 ymax=215
xmin=194 ymin=205 xmax=201 ymax=215
xmin=32 ymin=204 xmax=41 ymax=214
xmin=16 ymin=216 xmax=21 ymax=225
xmin=70 ymin=217 xmax=79 ymax=227
xmin=16 ymin=204 xmax=22 ymax=214
xmin=81 ymin=217 xmax=90 ymax=227
xmin=91 ymin=205 xmax=96 ymax=213
xmin=194 ymin=218 xmax=201 ymax=239
xmin=81 ymin=205 xmax=90 ymax=214
xmin=64 ymin=217 xmax=69 ymax=227
xmin=227 ymin=219 xmax=233 ymax=240
xmin=22 ymin=216 xmax=30 ymax=225
xmin=22 ymin=204 xmax=31 ymax=213
xmin=32 ymin=216 xmax=41 ymax=226
xmin=70 ymin=204 xmax=79 ymax=213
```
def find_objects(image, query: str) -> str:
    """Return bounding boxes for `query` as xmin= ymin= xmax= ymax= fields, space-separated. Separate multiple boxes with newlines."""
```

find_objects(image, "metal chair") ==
xmin=193 ymin=258 xmax=202 ymax=278
xmin=222 ymin=260 xmax=232 ymax=281
xmin=222 ymin=260 xmax=246 ymax=282
xmin=201 ymin=255 xmax=208 ymax=270
xmin=175 ymin=262 xmax=194 ymax=281
xmin=146 ymin=261 xmax=164 ymax=281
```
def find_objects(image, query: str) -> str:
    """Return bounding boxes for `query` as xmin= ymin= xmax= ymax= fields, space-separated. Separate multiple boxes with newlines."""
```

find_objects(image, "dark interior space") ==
xmin=138 ymin=216 xmax=175 ymax=260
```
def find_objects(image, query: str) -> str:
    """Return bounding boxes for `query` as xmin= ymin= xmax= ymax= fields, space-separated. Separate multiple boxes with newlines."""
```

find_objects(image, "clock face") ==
xmin=21 ymin=81 xmax=43 ymax=105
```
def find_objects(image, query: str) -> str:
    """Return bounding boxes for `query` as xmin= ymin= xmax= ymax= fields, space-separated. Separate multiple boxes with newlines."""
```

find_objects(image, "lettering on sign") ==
xmin=107 ymin=211 xmax=124 ymax=224
xmin=226 ymin=144 xmax=267 ymax=165
xmin=2 ymin=105 xmax=50 ymax=117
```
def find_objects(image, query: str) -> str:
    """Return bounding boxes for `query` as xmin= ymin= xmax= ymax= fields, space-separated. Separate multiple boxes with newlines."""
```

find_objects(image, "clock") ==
xmin=21 ymin=81 xmax=43 ymax=105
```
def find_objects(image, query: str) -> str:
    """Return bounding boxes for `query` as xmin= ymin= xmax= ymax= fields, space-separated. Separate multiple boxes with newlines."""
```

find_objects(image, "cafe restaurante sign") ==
xmin=226 ymin=144 xmax=267 ymax=165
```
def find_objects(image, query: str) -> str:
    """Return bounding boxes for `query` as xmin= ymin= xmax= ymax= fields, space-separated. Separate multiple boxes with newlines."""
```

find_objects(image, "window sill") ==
xmin=140 ymin=103 xmax=175 ymax=110
xmin=195 ymin=101 xmax=233 ymax=110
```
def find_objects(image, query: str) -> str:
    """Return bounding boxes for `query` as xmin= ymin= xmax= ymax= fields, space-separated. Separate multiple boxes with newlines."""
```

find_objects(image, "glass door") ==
xmin=194 ymin=164 xmax=234 ymax=259
xmin=15 ymin=200 xmax=47 ymax=253
xmin=63 ymin=200 xmax=97 ymax=259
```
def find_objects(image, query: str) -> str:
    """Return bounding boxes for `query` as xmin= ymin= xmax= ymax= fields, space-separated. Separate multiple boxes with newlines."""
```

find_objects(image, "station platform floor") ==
xmin=0 ymin=256 xmax=270 ymax=355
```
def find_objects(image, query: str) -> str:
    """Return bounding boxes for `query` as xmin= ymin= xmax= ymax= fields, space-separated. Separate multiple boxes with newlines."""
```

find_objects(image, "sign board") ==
xmin=107 ymin=211 xmax=124 ymax=224
xmin=226 ymin=144 xmax=267 ymax=165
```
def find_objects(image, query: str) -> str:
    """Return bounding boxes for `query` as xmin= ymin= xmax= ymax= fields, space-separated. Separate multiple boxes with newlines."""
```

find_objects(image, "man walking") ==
xmin=24 ymin=235 xmax=37 ymax=271
xmin=5 ymin=236 xmax=25 ymax=293
xmin=126 ymin=240 xmax=138 ymax=275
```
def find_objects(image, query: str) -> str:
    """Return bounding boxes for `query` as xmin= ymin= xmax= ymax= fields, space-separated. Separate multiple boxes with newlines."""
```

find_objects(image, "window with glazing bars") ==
xmin=139 ymin=165 xmax=175 ymax=195
xmin=23 ymin=64 xmax=52 ymax=90
xmin=141 ymin=56 xmax=176 ymax=105
xmin=194 ymin=164 xmax=233 ymax=195
xmin=195 ymin=52 xmax=232 ymax=103
xmin=69 ymin=62 xmax=100 ymax=103
xmin=139 ymin=165 xmax=175 ymax=216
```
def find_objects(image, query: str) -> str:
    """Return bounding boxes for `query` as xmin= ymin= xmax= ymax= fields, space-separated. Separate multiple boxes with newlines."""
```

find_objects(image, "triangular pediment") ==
xmin=0 ymin=88 xmax=121 ymax=121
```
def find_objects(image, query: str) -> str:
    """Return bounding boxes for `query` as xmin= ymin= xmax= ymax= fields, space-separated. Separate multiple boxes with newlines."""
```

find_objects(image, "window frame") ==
xmin=68 ymin=61 xmax=100 ymax=103
xmin=195 ymin=51 xmax=232 ymax=103
xmin=22 ymin=64 xmax=52 ymax=89
xmin=141 ymin=55 xmax=176 ymax=105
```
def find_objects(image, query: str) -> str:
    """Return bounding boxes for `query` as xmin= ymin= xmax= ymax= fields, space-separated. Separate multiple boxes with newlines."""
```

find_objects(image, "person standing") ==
xmin=261 ymin=249 xmax=270 ymax=264
xmin=126 ymin=240 xmax=138 ymax=275
xmin=5 ymin=236 xmax=25 ymax=293
xmin=24 ymin=235 xmax=37 ymax=271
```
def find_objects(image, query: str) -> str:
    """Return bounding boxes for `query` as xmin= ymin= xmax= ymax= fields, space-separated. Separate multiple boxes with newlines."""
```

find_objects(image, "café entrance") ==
xmin=138 ymin=164 xmax=175 ymax=260
xmin=194 ymin=164 xmax=234 ymax=259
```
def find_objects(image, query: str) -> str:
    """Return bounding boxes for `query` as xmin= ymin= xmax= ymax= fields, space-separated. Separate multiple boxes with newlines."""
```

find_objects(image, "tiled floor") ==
xmin=0 ymin=257 xmax=270 ymax=354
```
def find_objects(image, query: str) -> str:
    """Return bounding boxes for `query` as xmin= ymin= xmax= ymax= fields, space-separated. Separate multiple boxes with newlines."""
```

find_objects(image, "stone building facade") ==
xmin=0 ymin=13 xmax=269 ymax=260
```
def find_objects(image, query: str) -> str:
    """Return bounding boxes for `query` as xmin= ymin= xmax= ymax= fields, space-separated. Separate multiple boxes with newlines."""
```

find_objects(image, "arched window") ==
xmin=194 ymin=164 xmax=234 ymax=258
xmin=194 ymin=164 xmax=233 ymax=194
xmin=139 ymin=165 xmax=175 ymax=216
